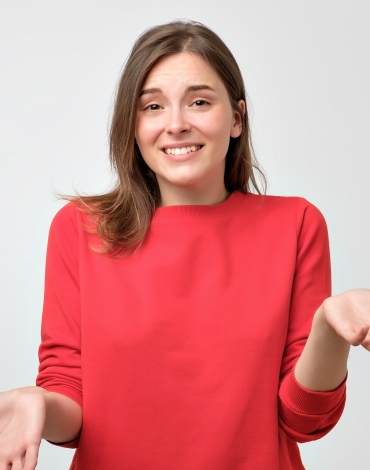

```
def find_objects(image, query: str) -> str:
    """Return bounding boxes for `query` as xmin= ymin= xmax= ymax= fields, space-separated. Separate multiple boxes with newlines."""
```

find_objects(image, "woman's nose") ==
xmin=165 ymin=108 xmax=191 ymax=135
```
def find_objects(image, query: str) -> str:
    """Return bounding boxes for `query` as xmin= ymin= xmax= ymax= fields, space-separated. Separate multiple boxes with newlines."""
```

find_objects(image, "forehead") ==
xmin=142 ymin=52 xmax=222 ymax=89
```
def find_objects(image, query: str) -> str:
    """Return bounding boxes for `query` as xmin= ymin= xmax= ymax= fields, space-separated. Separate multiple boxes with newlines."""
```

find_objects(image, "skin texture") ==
xmin=135 ymin=52 xmax=245 ymax=207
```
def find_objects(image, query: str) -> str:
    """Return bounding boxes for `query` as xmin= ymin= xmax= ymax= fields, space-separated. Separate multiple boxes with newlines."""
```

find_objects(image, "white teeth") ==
xmin=164 ymin=145 xmax=201 ymax=155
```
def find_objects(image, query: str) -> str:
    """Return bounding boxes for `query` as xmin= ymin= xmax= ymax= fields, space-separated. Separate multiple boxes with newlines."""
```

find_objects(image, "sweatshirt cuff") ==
xmin=279 ymin=369 xmax=347 ymax=416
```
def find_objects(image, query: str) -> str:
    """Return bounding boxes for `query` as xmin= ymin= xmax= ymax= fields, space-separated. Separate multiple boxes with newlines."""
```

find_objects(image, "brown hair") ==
xmin=70 ymin=20 xmax=266 ymax=255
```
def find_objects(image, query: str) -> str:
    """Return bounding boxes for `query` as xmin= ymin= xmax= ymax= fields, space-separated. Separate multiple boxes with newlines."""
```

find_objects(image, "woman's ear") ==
xmin=230 ymin=100 xmax=246 ymax=138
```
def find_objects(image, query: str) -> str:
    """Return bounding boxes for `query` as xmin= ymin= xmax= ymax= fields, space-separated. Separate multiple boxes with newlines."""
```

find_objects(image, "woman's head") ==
xmin=135 ymin=51 xmax=245 ymax=206
xmin=110 ymin=20 xmax=264 ymax=204
xmin=75 ymin=20 xmax=265 ymax=255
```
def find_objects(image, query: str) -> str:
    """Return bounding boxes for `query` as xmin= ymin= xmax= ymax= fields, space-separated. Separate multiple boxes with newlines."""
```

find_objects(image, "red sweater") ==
xmin=36 ymin=191 xmax=346 ymax=470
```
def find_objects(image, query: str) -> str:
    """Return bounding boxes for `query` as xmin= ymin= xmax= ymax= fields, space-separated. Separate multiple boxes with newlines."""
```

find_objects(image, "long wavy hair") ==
xmin=69 ymin=20 xmax=266 ymax=256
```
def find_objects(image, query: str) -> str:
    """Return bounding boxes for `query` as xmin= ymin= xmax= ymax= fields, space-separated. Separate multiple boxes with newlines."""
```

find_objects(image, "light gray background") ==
xmin=1 ymin=1 xmax=369 ymax=469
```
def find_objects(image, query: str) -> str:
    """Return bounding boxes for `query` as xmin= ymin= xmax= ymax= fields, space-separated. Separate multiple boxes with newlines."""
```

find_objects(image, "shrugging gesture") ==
xmin=1 ymin=18 xmax=368 ymax=470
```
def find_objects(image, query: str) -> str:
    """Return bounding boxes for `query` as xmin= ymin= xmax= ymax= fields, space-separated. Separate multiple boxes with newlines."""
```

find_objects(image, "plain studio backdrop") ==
xmin=0 ymin=1 xmax=369 ymax=468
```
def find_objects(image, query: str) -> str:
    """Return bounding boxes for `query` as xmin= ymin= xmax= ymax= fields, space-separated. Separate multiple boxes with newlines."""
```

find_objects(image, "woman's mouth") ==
xmin=163 ymin=145 xmax=202 ymax=156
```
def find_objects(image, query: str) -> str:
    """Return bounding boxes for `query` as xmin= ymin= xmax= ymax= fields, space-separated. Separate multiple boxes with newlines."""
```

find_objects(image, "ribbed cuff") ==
xmin=279 ymin=369 xmax=347 ymax=415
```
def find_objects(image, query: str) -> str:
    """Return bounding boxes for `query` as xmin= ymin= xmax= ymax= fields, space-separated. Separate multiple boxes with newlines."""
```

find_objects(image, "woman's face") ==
xmin=135 ymin=52 xmax=244 ymax=205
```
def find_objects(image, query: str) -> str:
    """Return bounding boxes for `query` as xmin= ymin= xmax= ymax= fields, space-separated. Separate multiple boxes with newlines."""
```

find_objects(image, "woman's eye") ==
xmin=144 ymin=104 xmax=161 ymax=111
xmin=192 ymin=100 xmax=209 ymax=107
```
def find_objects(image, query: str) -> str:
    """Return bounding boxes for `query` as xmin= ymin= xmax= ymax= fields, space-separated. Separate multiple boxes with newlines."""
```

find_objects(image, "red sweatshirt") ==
xmin=36 ymin=191 xmax=346 ymax=470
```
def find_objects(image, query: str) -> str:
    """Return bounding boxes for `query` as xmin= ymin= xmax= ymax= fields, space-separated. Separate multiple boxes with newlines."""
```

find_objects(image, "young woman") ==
xmin=0 ymin=20 xmax=369 ymax=470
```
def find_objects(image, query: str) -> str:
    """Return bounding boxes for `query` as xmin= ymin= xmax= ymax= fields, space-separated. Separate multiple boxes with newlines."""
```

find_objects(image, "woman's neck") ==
xmin=158 ymin=184 xmax=230 ymax=207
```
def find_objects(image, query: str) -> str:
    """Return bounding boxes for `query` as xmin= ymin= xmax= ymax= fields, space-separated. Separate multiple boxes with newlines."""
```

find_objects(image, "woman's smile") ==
xmin=162 ymin=143 xmax=203 ymax=161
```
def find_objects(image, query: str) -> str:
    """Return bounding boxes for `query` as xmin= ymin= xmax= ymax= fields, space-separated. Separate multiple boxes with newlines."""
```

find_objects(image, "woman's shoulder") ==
xmin=245 ymin=192 xmax=323 ymax=215
xmin=50 ymin=201 xmax=81 ymax=225
xmin=48 ymin=200 xmax=93 ymax=237
xmin=242 ymin=192 xmax=327 ymax=230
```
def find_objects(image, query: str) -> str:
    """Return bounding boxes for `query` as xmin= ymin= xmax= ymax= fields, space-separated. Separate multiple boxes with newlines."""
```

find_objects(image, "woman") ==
xmin=0 ymin=20 xmax=369 ymax=470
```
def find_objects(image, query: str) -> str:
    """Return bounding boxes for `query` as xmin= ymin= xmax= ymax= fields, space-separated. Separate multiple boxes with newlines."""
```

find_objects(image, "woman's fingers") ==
xmin=0 ymin=444 xmax=38 ymax=470
xmin=360 ymin=326 xmax=370 ymax=351
xmin=351 ymin=325 xmax=370 ymax=347
xmin=9 ymin=459 xmax=23 ymax=470
xmin=22 ymin=445 xmax=39 ymax=470
xmin=0 ymin=462 xmax=11 ymax=470
xmin=340 ymin=323 xmax=370 ymax=347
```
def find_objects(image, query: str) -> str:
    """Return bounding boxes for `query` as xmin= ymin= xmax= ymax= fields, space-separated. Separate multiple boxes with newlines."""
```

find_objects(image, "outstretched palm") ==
xmin=0 ymin=388 xmax=46 ymax=470
xmin=324 ymin=288 xmax=370 ymax=350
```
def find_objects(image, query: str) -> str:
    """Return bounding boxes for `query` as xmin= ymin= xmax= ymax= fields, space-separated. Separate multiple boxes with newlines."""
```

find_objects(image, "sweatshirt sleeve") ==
xmin=36 ymin=203 xmax=82 ymax=448
xmin=278 ymin=198 xmax=346 ymax=443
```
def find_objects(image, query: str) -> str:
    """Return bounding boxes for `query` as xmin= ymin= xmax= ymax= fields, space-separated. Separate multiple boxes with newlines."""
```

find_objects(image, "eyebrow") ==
xmin=139 ymin=84 xmax=216 ymax=97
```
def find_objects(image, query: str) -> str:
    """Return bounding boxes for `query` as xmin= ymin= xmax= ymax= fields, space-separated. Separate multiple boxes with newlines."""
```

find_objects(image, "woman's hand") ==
xmin=322 ymin=288 xmax=370 ymax=350
xmin=0 ymin=386 xmax=47 ymax=470
xmin=295 ymin=288 xmax=370 ymax=391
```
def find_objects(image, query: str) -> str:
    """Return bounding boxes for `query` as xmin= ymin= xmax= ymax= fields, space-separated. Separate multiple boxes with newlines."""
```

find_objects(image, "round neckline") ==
xmin=152 ymin=190 xmax=247 ymax=220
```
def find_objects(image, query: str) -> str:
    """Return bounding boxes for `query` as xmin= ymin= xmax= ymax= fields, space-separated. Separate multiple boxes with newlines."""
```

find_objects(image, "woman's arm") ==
xmin=36 ymin=203 xmax=83 ymax=447
xmin=294 ymin=289 xmax=370 ymax=391
xmin=42 ymin=389 xmax=82 ymax=442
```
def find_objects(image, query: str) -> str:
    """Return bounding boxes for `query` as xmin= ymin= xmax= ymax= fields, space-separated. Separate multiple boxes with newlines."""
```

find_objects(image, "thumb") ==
xmin=350 ymin=324 xmax=370 ymax=347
